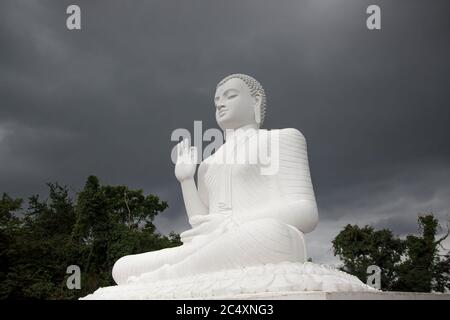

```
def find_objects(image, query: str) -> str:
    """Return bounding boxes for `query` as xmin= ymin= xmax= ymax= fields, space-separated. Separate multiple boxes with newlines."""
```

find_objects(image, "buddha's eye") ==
xmin=227 ymin=94 xmax=238 ymax=99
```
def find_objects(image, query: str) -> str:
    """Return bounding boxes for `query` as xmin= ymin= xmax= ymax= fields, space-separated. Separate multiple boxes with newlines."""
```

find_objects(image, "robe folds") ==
xmin=112 ymin=128 xmax=318 ymax=285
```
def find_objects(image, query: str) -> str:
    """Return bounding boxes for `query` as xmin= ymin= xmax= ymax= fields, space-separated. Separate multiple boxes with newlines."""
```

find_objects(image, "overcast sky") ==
xmin=1 ymin=0 xmax=449 ymax=264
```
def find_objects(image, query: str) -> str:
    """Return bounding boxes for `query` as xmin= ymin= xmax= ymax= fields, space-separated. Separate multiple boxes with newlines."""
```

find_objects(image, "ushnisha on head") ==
xmin=214 ymin=74 xmax=267 ymax=130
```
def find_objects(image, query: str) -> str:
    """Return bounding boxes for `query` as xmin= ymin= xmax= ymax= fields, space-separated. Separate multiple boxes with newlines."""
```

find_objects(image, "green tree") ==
xmin=332 ymin=214 xmax=450 ymax=292
xmin=69 ymin=175 xmax=180 ymax=296
xmin=396 ymin=215 xmax=449 ymax=292
xmin=0 ymin=184 xmax=76 ymax=299
xmin=0 ymin=176 xmax=181 ymax=299
xmin=332 ymin=225 xmax=404 ymax=290
xmin=0 ymin=193 xmax=23 ymax=298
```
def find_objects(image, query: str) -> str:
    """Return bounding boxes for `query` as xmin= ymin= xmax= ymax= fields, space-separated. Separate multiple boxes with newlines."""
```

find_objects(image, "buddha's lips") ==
xmin=219 ymin=109 xmax=227 ymax=117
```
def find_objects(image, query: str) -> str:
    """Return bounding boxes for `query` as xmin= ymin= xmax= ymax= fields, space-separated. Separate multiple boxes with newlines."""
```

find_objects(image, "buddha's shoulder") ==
xmin=258 ymin=128 xmax=307 ymax=144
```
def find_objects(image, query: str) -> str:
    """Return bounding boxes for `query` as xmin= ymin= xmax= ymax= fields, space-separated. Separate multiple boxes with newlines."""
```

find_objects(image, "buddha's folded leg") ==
xmin=112 ymin=234 xmax=210 ymax=285
xmin=142 ymin=218 xmax=307 ymax=281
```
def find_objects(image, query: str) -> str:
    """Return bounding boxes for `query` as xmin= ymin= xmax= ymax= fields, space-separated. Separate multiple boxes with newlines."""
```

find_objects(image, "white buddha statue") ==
xmin=111 ymin=74 xmax=319 ymax=285
xmin=83 ymin=74 xmax=374 ymax=299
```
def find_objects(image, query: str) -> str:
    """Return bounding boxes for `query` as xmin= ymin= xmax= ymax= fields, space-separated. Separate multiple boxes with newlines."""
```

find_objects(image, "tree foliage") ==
xmin=0 ymin=176 xmax=181 ymax=299
xmin=332 ymin=214 xmax=450 ymax=292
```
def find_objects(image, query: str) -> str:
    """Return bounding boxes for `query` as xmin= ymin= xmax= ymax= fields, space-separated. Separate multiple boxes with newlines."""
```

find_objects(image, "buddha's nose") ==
xmin=217 ymin=103 xmax=226 ymax=110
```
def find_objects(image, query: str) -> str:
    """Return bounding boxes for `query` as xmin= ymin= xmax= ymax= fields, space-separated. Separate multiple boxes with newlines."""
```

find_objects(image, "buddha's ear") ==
xmin=254 ymin=94 xmax=262 ymax=125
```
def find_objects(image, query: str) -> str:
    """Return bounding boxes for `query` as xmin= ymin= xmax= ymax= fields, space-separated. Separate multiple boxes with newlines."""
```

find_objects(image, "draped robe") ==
xmin=112 ymin=128 xmax=318 ymax=285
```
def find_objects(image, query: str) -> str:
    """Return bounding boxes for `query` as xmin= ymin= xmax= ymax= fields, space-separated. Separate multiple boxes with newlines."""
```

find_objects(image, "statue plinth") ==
xmin=83 ymin=74 xmax=388 ymax=300
xmin=82 ymin=262 xmax=377 ymax=300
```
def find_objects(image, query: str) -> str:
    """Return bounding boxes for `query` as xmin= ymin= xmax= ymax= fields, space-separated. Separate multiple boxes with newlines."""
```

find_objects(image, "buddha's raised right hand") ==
xmin=175 ymin=138 xmax=198 ymax=182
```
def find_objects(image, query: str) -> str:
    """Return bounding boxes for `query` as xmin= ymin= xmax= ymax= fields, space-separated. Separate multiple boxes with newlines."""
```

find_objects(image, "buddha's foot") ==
xmin=81 ymin=262 xmax=378 ymax=300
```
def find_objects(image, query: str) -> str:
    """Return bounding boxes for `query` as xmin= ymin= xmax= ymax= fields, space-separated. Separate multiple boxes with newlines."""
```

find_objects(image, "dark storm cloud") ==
xmin=1 ymin=0 xmax=449 ymax=262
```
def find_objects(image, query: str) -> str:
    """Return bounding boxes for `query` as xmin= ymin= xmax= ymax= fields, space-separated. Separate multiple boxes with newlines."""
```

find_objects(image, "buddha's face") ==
xmin=214 ymin=78 xmax=260 ymax=130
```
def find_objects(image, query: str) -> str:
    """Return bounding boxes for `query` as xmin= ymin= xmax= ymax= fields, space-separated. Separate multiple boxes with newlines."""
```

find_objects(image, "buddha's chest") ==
xmin=203 ymin=162 xmax=280 ymax=213
xmin=201 ymin=130 xmax=282 ymax=212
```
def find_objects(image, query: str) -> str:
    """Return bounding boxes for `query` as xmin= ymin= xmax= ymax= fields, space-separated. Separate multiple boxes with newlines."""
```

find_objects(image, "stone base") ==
xmin=219 ymin=291 xmax=450 ymax=300
xmin=82 ymin=262 xmax=378 ymax=300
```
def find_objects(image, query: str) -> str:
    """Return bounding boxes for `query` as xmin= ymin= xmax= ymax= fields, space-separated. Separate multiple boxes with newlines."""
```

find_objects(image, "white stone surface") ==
xmin=83 ymin=74 xmax=408 ymax=300
xmin=221 ymin=291 xmax=450 ymax=300
xmin=110 ymin=74 xmax=320 ymax=291
xmin=82 ymin=262 xmax=376 ymax=300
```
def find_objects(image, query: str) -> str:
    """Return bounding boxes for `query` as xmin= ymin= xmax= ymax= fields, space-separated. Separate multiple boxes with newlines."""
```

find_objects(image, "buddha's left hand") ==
xmin=189 ymin=213 xmax=231 ymax=228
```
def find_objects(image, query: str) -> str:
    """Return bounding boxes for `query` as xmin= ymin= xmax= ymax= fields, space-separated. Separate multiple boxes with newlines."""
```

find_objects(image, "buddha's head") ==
xmin=214 ymin=74 xmax=267 ymax=130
